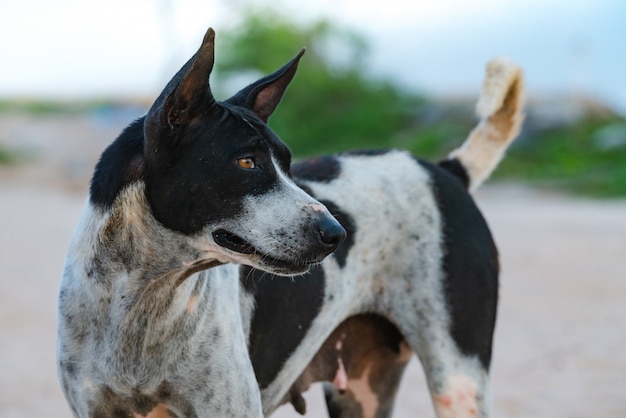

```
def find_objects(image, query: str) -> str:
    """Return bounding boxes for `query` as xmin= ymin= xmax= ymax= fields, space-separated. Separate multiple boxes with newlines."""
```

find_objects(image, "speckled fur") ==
xmin=58 ymin=166 xmax=342 ymax=417
xmin=58 ymin=183 xmax=259 ymax=417
xmin=57 ymin=28 xmax=345 ymax=418
xmin=251 ymin=152 xmax=492 ymax=416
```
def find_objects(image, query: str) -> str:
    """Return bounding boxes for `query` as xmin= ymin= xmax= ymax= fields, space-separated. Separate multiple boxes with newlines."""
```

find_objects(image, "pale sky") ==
xmin=1 ymin=0 xmax=624 ymax=114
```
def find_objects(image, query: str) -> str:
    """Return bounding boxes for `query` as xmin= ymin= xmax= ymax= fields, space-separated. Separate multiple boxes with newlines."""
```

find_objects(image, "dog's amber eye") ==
xmin=237 ymin=157 xmax=255 ymax=169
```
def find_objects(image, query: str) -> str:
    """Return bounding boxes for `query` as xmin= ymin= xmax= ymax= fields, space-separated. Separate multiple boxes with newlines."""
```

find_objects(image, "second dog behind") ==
xmin=244 ymin=56 xmax=524 ymax=418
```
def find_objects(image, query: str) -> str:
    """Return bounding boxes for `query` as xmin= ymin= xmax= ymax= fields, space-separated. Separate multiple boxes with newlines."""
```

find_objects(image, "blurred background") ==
xmin=1 ymin=1 xmax=625 ymax=417
xmin=1 ymin=0 xmax=625 ymax=194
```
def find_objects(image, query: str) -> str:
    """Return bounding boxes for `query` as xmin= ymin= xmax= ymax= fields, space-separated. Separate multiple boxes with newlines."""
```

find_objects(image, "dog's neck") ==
xmin=88 ymin=182 xmax=221 ymax=277
xmin=66 ymin=181 xmax=232 ymax=351
xmin=59 ymin=182 xmax=262 ymax=416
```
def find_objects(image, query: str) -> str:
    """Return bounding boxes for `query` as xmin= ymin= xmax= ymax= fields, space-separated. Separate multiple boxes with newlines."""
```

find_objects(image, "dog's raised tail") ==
xmin=443 ymin=57 xmax=524 ymax=192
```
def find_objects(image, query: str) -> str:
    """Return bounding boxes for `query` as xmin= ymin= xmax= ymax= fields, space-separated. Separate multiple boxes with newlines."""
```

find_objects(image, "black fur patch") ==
xmin=90 ymin=117 xmax=145 ymax=208
xmin=90 ymin=102 xmax=294 ymax=235
xmin=421 ymin=159 xmax=498 ymax=369
xmin=242 ymin=264 xmax=326 ymax=388
xmin=143 ymin=104 xmax=294 ymax=234
xmin=438 ymin=158 xmax=470 ymax=189
xmin=341 ymin=148 xmax=391 ymax=157
xmin=292 ymin=156 xmax=341 ymax=183
xmin=89 ymin=66 xmax=296 ymax=237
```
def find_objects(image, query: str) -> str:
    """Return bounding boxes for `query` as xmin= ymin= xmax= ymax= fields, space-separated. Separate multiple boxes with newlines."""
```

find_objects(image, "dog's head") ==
xmin=141 ymin=28 xmax=345 ymax=275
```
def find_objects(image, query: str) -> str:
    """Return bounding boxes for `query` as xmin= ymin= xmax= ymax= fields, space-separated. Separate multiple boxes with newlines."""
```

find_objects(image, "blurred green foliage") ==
xmin=0 ymin=145 xmax=14 ymax=164
xmin=0 ymin=99 xmax=136 ymax=115
xmin=213 ymin=10 xmax=425 ymax=157
xmin=498 ymin=117 xmax=626 ymax=197
xmin=214 ymin=11 xmax=626 ymax=197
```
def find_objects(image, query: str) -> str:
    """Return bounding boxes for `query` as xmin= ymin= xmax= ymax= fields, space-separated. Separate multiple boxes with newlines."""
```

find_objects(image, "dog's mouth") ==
xmin=212 ymin=229 xmax=257 ymax=255
xmin=212 ymin=229 xmax=313 ymax=274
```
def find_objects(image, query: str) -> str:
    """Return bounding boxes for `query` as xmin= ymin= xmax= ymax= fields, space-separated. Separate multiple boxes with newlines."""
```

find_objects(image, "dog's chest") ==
xmin=59 ymin=255 xmax=262 ymax=417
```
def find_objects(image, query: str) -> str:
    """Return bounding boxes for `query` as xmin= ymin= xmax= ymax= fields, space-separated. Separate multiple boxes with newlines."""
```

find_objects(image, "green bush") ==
xmin=214 ymin=10 xmax=423 ymax=158
xmin=0 ymin=145 xmax=14 ymax=164
xmin=499 ymin=117 xmax=626 ymax=197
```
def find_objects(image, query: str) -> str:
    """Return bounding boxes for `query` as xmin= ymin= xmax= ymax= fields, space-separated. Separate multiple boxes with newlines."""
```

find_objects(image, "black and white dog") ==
xmin=57 ymin=28 xmax=523 ymax=418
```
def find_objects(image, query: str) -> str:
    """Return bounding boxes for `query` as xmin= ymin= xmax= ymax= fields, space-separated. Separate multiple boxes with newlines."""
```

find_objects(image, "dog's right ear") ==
xmin=144 ymin=28 xmax=217 ymax=145
xmin=226 ymin=49 xmax=305 ymax=123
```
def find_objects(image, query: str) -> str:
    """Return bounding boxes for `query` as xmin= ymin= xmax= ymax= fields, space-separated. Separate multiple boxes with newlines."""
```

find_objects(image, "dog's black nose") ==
xmin=317 ymin=217 xmax=347 ymax=249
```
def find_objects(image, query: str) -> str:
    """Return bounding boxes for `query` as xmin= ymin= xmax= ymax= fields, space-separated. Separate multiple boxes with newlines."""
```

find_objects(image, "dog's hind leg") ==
xmin=406 ymin=135 xmax=499 ymax=418
xmin=423 ymin=354 xmax=490 ymax=418
xmin=389 ymin=274 xmax=496 ymax=418
xmin=391 ymin=267 xmax=496 ymax=417
xmin=320 ymin=315 xmax=492 ymax=418
xmin=380 ymin=287 xmax=491 ymax=418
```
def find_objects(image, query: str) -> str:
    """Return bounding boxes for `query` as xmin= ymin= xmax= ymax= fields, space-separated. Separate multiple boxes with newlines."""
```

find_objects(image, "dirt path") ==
xmin=1 ymin=113 xmax=625 ymax=417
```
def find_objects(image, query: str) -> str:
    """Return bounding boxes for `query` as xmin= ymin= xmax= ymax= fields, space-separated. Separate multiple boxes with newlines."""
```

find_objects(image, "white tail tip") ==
xmin=448 ymin=57 xmax=525 ymax=192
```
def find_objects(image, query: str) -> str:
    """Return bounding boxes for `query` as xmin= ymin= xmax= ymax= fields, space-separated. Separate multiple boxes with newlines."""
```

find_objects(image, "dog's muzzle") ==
xmin=212 ymin=214 xmax=346 ymax=271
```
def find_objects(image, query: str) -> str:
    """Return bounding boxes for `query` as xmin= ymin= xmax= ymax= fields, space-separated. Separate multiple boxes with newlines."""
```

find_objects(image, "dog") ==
xmin=57 ymin=27 xmax=524 ymax=418
xmin=248 ymin=59 xmax=524 ymax=418
xmin=57 ymin=28 xmax=345 ymax=418
xmin=243 ymin=54 xmax=523 ymax=418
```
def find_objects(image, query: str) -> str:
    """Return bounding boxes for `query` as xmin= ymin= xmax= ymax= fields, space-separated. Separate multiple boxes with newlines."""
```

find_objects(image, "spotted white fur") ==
xmin=58 ymin=156 xmax=341 ymax=417
xmin=252 ymin=152 xmax=491 ymax=416
xmin=58 ymin=182 xmax=263 ymax=417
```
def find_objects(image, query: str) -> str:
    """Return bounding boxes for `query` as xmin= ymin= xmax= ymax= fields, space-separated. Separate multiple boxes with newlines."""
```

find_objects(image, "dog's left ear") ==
xmin=227 ymin=49 xmax=305 ymax=123
xmin=145 ymin=28 xmax=217 ymax=142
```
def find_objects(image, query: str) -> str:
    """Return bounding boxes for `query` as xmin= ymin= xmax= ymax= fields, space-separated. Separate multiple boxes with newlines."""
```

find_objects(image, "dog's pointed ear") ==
xmin=145 ymin=28 xmax=216 ymax=138
xmin=227 ymin=48 xmax=305 ymax=123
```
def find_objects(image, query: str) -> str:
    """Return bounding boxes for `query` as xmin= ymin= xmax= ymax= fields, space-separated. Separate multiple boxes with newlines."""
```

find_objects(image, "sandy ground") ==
xmin=1 ymin=113 xmax=625 ymax=417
